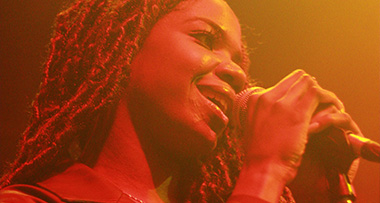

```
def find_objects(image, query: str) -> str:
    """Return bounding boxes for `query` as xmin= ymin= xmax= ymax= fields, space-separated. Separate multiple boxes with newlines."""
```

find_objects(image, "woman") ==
xmin=0 ymin=0 xmax=362 ymax=202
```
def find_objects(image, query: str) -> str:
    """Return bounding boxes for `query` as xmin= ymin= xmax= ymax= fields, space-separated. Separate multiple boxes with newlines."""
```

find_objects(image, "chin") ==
xmin=163 ymin=122 xmax=219 ymax=160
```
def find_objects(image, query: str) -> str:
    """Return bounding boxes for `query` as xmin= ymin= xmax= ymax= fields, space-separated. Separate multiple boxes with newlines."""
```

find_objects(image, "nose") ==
xmin=215 ymin=62 xmax=247 ymax=93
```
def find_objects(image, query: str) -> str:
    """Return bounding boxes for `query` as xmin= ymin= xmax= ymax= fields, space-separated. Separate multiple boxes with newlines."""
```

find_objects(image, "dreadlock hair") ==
xmin=0 ymin=0 xmax=269 ymax=202
xmin=0 ymin=0 xmax=183 ymax=188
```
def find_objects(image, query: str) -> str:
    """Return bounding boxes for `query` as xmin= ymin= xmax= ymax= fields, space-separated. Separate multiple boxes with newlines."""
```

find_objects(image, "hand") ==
xmin=230 ymin=69 xmax=347 ymax=202
xmin=288 ymin=96 xmax=362 ymax=202
xmin=242 ymin=69 xmax=344 ymax=176
xmin=308 ymin=100 xmax=362 ymax=182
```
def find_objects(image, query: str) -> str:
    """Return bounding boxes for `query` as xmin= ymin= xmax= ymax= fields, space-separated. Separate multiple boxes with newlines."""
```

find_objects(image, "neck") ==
xmin=92 ymin=100 xmax=183 ymax=202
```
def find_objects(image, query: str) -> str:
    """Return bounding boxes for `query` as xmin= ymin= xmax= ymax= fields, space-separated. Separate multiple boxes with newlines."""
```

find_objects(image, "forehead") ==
xmin=171 ymin=0 xmax=241 ymax=38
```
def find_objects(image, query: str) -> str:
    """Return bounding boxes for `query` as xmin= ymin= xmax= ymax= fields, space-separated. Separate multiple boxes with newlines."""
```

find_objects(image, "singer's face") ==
xmin=125 ymin=0 xmax=247 ymax=157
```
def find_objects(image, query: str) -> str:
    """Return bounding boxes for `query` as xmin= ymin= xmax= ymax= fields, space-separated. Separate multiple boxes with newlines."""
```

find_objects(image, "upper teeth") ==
xmin=202 ymin=91 xmax=228 ymax=113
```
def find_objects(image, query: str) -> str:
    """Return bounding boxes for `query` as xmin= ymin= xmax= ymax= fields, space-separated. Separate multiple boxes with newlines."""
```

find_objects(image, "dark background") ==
xmin=1 ymin=1 xmax=379 ymax=202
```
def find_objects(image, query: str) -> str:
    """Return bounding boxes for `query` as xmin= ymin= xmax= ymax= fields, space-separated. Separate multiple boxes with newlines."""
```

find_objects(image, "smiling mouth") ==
xmin=197 ymin=85 xmax=233 ymax=119
xmin=201 ymin=91 xmax=228 ymax=114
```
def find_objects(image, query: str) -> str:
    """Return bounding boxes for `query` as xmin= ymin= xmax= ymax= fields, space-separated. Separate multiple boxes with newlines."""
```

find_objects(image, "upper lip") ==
xmin=196 ymin=82 xmax=236 ymax=118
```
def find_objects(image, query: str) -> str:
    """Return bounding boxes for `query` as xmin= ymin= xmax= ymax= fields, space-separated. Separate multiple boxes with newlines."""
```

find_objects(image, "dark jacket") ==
xmin=0 ymin=163 xmax=137 ymax=203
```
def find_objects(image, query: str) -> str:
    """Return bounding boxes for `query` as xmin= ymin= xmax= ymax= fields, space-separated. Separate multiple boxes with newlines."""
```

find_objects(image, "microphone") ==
xmin=234 ymin=87 xmax=380 ymax=163
xmin=348 ymin=133 xmax=380 ymax=163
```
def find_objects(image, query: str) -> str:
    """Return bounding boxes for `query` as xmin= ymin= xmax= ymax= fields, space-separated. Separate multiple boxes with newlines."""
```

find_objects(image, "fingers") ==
xmin=267 ymin=69 xmax=345 ymax=119
xmin=315 ymin=88 xmax=345 ymax=111
xmin=280 ymin=73 xmax=319 ymax=117
xmin=260 ymin=69 xmax=358 ymax=136
xmin=308 ymin=104 xmax=362 ymax=135
xmin=264 ymin=69 xmax=306 ymax=100
xmin=254 ymin=70 xmax=318 ymax=124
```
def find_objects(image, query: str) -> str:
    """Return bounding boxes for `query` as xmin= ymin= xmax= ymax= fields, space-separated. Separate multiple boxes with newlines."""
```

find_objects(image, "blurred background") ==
xmin=0 ymin=1 xmax=379 ymax=202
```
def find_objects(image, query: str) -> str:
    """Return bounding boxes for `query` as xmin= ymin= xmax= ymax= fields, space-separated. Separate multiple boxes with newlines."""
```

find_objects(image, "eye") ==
xmin=190 ymin=30 xmax=218 ymax=50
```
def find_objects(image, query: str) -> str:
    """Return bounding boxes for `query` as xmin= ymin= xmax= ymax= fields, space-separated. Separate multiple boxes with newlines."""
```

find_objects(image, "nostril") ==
xmin=220 ymin=74 xmax=234 ymax=84
xmin=215 ymin=63 xmax=247 ymax=93
xmin=219 ymin=73 xmax=241 ymax=92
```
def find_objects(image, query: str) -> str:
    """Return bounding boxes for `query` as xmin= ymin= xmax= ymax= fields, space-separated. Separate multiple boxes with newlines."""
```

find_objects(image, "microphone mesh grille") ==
xmin=233 ymin=87 xmax=264 ymax=129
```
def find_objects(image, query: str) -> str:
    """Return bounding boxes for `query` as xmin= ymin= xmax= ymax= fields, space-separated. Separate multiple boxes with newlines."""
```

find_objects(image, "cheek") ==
xmin=127 ymin=29 xmax=220 ymax=114
xmin=151 ymin=33 xmax=217 ymax=76
xmin=137 ymin=51 xmax=215 ymax=92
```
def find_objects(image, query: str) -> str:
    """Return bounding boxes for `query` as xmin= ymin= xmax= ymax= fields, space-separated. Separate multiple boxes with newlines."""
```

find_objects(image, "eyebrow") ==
xmin=185 ymin=17 xmax=246 ymax=67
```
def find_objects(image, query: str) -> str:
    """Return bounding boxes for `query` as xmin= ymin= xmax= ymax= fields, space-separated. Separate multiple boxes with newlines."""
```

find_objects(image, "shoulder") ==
xmin=0 ymin=163 xmax=126 ymax=203
xmin=0 ymin=184 xmax=63 ymax=203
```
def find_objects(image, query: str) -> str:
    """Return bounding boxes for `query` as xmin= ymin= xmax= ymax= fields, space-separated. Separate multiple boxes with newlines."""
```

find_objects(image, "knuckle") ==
xmin=327 ymin=104 xmax=339 ymax=113
xmin=326 ymin=90 xmax=338 ymax=100
xmin=273 ymin=99 xmax=296 ymax=116
xmin=325 ymin=114 xmax=335 ymax=123
xmin=341 ymin=112 xmax=352 ymax=123
xmin=294 ymin=69 xmax=306 ymax=75
xmin=309 ymin=85 xmax=319 ymax=95
xmin=300 ymin=74 xmax=315 ymax=85
xmin=330 ymin=91 xmax=338 ymax=98
xmin=257 ymin=92 xmax=273 ymax=104
xmin=273 ymin=99 xmax=287 ymax=109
